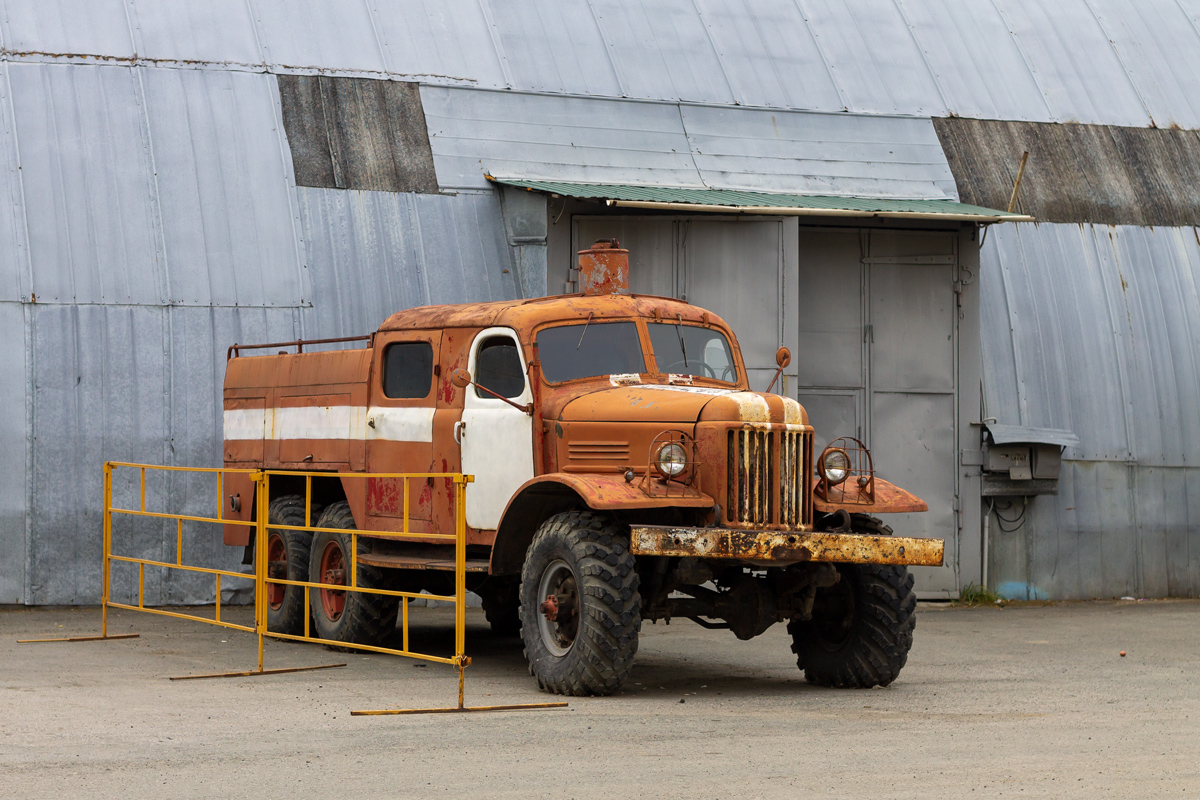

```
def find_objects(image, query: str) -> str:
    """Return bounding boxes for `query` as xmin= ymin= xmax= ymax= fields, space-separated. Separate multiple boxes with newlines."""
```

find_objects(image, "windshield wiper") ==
xmin=675 ymin=314 xmax=688 ymax=367
xmin=576 ymin=312 xmax=594 ymax=350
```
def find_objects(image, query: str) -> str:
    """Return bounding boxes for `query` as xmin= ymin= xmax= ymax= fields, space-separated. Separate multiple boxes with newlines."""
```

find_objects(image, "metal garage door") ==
xmin=795 ymin=229 xmax=959 ymax=596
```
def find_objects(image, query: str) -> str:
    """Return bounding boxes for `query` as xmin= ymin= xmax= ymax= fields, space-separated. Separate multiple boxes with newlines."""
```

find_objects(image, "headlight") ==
xmin=655 ymin=442 xmax=688 ymax=478
xmin=820 ymin=448 xmax=851 ymax=485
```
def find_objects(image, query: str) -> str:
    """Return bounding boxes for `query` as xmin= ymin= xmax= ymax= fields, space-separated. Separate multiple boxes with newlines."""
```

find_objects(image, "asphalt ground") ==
xmin=2 ymin=599 xmax=1198 ymax=798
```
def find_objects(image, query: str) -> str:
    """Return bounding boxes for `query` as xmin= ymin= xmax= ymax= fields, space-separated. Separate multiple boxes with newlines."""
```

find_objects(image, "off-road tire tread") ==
xmin=788 ymin=515 xmax=916 ymax=688
xmin=265 ymin=495 xmax=312 ymax=635
xmin=308 ymin=501 xmax=398 ymax=649
xmin=519 ymin=511 xmax=641 ymax=697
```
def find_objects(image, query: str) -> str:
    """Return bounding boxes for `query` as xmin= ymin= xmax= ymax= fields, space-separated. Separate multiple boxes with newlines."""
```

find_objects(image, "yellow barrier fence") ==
xmin=18 ymin=461 xmax=566 ymax=716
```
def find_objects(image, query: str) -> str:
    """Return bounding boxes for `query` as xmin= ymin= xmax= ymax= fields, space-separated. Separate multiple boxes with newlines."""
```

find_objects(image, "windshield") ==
xmin=537 ymin=321 xmax=646 ymax=383
xmin=647 ymin=322 xmax=737 ymax=383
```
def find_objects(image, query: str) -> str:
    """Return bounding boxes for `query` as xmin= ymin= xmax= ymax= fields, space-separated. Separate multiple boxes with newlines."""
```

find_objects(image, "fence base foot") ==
xmin=351 ymin=702 xmax=569 ymax=716
xmin=17 ymin=633 xmax=140 ymax=644
xmin=169 ymin=663 xmax=347 ymax=681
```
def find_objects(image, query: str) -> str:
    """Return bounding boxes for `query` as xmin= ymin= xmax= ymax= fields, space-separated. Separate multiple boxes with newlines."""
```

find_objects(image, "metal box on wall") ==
xmin=981 ymin=424 xmax=1079 ymax=496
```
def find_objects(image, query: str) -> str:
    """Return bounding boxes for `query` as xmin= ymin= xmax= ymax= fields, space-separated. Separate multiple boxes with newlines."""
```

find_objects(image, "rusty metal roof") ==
xmin=488 ymin=178 xmax=1031 ymax=223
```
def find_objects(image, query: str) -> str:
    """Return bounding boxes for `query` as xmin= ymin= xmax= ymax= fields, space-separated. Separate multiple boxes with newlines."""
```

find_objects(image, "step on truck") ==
xmin=221 ymin=240 xmax=943 ymax=696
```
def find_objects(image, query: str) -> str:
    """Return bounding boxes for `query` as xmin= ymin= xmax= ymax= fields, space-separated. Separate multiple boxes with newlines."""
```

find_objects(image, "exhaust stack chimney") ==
xmin=577 ymin=239 xmax=629 ymax=295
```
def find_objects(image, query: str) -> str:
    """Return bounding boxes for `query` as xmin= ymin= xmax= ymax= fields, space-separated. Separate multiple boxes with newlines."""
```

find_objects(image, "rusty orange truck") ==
xmin=221 ymin=240 xmax=943 ymax=696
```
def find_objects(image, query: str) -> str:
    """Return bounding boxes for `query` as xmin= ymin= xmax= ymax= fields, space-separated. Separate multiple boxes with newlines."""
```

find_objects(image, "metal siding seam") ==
xmin=584 ymin=0 xmax=629 ymax=97
xmin=131 ymin=66 xmax=171 ymax=306
xmin=1078 ymin=0 xmax=1157 ymax=126
xmin=361 ymin=1 xmax=392 ymax=76
xmin=265 ymin=72 xmax=312 ymax=332
xmin=240 ymin=0 xmax=270 ymax=64
xmin=889 ymin=0 xmax=952 ymax=115
xmin=1 ymin=62 xmax=34 ymax=299
xmin=791 ymin=0 xmax=848 ymax=111
xmin=686 ymin=0 xmax=738 ymax=105
xmin=474 ymin=0 xmax=514 ymax=89
xmin=407 ymin=192 xmax=432 ymax=306
xmin=985 ymin=0 xmax=1058 ymax=122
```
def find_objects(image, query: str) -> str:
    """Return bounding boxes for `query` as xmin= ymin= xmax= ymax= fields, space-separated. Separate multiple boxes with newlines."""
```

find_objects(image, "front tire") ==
xmin=519 ymin=511 xmax=640 ymax=696
xmin=307 ymin=501 xmax=398 ymax=648
xmin=787 ymin=517 xmax=917 ymax=688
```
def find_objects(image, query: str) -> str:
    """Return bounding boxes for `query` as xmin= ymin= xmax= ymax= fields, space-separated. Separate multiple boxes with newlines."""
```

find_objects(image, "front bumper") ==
xmin=630 ymin=526 xmax=944 ymax=567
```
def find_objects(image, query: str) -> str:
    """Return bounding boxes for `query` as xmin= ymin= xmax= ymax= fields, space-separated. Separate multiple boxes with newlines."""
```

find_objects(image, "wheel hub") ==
xmin=318 ymin=541 xmax=347 ymax=621
xmin=536 ymin=560 xmax=579 ymax=657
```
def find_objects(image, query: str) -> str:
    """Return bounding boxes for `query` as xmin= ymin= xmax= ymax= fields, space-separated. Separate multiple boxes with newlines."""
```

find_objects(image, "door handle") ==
xmin=454 ymin=420 xmax=466 ymax=443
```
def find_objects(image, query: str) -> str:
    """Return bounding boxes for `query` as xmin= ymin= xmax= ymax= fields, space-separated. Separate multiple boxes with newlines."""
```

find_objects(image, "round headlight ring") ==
xmin=821 ymin=447 xmax=851 ymax=486
xmin=655 ymin=442 xmax=688 ymax=478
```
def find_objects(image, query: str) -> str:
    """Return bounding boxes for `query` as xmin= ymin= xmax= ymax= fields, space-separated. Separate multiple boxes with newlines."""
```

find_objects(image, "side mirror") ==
xmin=450 ymin=368 xmax=472 ymax=389
xmin=766 ymin=346 xmax=792 ymax=394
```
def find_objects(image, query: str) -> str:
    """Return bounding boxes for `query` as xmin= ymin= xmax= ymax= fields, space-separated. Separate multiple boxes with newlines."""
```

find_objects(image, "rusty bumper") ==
xmin=629 ymin=526 xmax=944 ymax=567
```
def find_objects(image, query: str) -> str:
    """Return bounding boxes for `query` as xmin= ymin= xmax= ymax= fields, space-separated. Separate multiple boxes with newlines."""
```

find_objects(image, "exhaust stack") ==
xmin=577 ymin=239 xmax=629 ymax=295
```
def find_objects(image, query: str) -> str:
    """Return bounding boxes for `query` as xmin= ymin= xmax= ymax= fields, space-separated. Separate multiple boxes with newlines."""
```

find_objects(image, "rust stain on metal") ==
xmin=577 ymin=239 xmax=629 ymax=295
xmin=813 ymin=477 xmax=928 ymax=514
xmin=630 ymin=526 xmax=944 ymax=567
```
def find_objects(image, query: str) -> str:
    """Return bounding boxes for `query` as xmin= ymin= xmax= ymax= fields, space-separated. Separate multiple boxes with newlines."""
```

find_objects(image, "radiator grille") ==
xmin=727 ymin=427 xmax=812 ymax=528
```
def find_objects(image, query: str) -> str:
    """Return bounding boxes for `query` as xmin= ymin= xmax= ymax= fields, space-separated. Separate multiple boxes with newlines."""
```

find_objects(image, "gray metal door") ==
xmin=797 ymin=229 xmax=960 ymax=596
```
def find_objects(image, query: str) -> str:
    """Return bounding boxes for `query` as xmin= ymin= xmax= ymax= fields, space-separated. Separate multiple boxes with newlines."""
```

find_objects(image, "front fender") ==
xmin=489 ymin=473 xmax=715 ymax=574
xmin=813 ymin=477 xmax=928 ymax=515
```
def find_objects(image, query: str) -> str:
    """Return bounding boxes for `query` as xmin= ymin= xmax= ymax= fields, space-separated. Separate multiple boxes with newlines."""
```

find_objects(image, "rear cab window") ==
xmin=382 ymin=341 xmax=434 ymax=399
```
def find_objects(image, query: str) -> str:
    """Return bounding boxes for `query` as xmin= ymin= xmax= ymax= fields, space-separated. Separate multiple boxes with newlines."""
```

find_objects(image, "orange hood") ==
xmin=558 ymin=385 xmax=808 ymax=425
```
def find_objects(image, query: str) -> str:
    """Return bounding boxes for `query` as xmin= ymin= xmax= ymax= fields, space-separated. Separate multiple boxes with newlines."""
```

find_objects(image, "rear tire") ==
xmin=308 ymin=501 xmax=398 ymax=648
xmin=787 ymin=517 xmax=917 ymax=688
xmin=264 ymin=496 xmax=313 ymax=635
xmin=519 ymin=511 xmax=640 ymax=696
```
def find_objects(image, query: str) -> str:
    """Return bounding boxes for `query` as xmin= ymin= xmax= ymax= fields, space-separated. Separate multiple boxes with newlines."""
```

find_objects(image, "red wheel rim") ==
xmin=266 ymin=532 xmax=287 ymax=611
xmin=319 ymin=540 xmax=347 ymax=621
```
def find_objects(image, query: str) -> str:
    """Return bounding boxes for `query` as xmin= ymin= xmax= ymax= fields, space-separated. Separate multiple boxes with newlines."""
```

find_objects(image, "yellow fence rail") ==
xmin=18 ymin=461 xmax=566 ymax=716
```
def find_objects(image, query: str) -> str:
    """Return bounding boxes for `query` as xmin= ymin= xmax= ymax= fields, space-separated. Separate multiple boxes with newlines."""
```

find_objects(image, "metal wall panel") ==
xmin=368 ymin=0 xmax=507 ymax=87
xmin=10 ymin=62 xmax=164 ymax=305
xmin=982 ymin=222 xmax=1200 ymax=600
xmin=248 ymin=0 xmax=388 ymax=75
xmin=0 ymin=0 xmax=135 ymax=58
xmin=485 ymin=0 xmax=621 ymax=96
xmin=129 ymin=0 xmax=263 ymax=65
xmin=5 ymin=0 xmax=1200 ymax=127
xmin=793 ymin=0 xmax=947 ymax=116
xmin=0 ymin=62 xmax=30 ymax=302
xmin=296 ymin=188 xmax=521 ymax=339
xmin=421 ymin=86 xmax=700 ymax=190
xmin=690 ymin=0 xmax=844 ymax=111
xmin=424 ymin=86 xmax=961 ymax=199
xmin=0 ymin=301 xmax=27 ymax=603
xmin=991 ymin=0 xmax=1150 ymax=128
xmin=1081 ymin=0 xmax=1200 ymax=129
xmin=682 ymin=104 xmax=957 ymax=199
xmin=894 ymin=0 xmax=1053 ymax=122
xmin=588 ymin=0 xmax=733 ymax=104
xmin=142 ymin=68 xmax=305 ymax=307
xmin=28 ymin=304 xmax=300 ymax=605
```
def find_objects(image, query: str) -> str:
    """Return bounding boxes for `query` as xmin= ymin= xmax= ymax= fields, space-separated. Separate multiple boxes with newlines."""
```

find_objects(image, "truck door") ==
xmin=366 ymin=331 xmax=441 ymax=528
xmin=459 ymin=327 xmax=534 ymax=530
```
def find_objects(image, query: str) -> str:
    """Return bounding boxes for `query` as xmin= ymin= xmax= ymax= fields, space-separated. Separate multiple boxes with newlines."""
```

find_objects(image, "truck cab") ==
xmin=222 ymin=240 xmax=943 ymax=696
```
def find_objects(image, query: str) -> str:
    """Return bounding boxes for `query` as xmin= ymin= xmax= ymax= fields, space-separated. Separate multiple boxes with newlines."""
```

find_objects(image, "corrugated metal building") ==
xmin=2 ymin=0 xmax=1197 ymax=604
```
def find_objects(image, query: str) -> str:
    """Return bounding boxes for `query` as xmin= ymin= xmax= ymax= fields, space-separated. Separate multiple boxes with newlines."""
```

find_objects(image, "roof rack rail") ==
xmin=227 ymin=334 xmax=371 ymax=360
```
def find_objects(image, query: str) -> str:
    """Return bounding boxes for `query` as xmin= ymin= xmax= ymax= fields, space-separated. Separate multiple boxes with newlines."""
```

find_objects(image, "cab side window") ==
xmin=475 ymin=337 xmax=525 ymax=399
xmin=382 ymin=341 xmax=434 ymax=399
